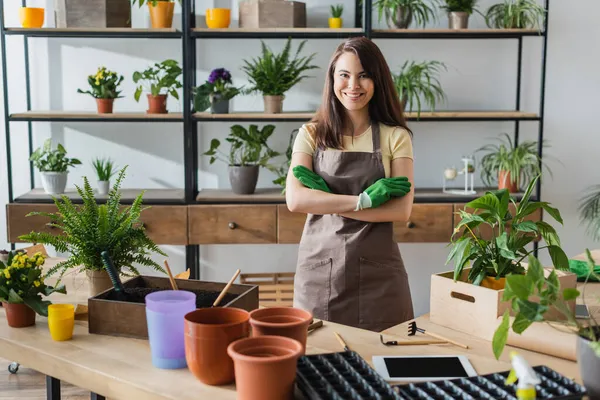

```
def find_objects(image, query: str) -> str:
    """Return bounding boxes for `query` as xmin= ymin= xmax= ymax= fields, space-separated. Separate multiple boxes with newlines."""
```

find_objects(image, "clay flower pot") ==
xmin=147 ymin=94 xmax=168 ymax=114
xmin=227 ymin=335 xmax=303 ymax=400
xmin=498 ymin=170 xmax=519 ymax=193
xmin=249 ymin=307 xmax=312 ymax=353
xmin=96 ymin=98 xmax=114 ymax=114
xmin=184 ymin=307 xmax=250 ymax=385
xmin=148 ymin=1 xmax=174 ymax=28
xmin=2 ymin=302 xmax=36 ymax=328
xmin=86 ymin=269 xmax=113 ymax=297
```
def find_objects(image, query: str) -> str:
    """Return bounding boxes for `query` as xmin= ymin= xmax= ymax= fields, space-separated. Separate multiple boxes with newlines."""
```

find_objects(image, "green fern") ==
xmin=19 ymin=166 xmax=167 ymax=283
xmin=579 ymin=185 xmax=600 ymax=241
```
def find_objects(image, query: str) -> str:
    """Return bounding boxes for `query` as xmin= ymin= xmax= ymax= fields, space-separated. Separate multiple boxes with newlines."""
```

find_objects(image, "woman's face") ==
xmin=333 ymin=51 xmax=374 ymax=112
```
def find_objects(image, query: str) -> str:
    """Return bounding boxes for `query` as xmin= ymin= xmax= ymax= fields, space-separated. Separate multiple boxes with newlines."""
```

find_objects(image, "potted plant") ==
xmin=133 ymin=59 xmax=182 ymax=114
xmin=92 ymin=157 xmax=117 ymax=195
xmin=485 ymin=0 xmax=546 ymax=31
xmin=131 ymin=0 xmax=181 ymax=28
xmin=193 ymin=68 xmax=243 ymax=114
xmin=77 ymin=66 xmax=124 ymax=114
xmin=266 ymin=129 xmax=299 ymax=194
xmin=329 ymin=5 xmax=344 ymax=28
xmin=476 ymin=133 xmax=551 ymax=193
xmin=437 ymin=0 xmax=481 ymax=29
xmin=578 ymin=185 xmax=600 ymax=242
xmin=29 ymin=139 xmax=82 ymax=195
xmin=492 ymin=250 xmax=599 ymax=397
xmin=0 ymin=251 xmax=66 ymax=328
xmin=373 ymin=0 xmax=437 ymax=29
xmin=241 ymin=38 xmax=319 ymax=114
xmin=392 ymin=60 xmax=447 ymax=118
xmin=203 ymin=124 xmax=280 ymax=195
xmin=18 ymin=166 xmax=167 ymax=297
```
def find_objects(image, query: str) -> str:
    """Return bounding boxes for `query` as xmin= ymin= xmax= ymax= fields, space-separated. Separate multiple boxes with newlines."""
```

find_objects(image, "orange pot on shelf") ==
xmin=206 ymin=8 xmax=230 ymax=29
xmin=147 ymin=94 xmax=168 ymax=114
xmin=498 ymin=170 xmax=519 ymax=193
xmin=148 ymin=1 xmax=174 ymax=29
xmin=19 ymin=7 xmax=44 ymax=28
xmin=96 ymin=98 xmax=114 ymax=114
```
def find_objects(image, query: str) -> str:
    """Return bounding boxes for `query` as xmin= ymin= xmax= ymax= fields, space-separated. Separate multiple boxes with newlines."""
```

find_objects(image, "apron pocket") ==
xmin=294 ymin=258 xmax=333 ymax=320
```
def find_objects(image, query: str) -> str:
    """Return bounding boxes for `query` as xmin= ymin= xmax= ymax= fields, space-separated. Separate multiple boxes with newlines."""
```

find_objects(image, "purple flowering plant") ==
xmin=193 ymin=68 xmax=243 ymax=112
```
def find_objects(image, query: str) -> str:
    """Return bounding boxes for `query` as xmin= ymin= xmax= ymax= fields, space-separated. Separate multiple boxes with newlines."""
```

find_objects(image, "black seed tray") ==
xmin=392 ymin=365 xmax=586 ymax=400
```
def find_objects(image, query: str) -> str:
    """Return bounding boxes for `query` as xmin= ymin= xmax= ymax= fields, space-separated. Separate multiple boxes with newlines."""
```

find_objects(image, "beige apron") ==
xmin=293 ymin=122 xmax=414 ymax=332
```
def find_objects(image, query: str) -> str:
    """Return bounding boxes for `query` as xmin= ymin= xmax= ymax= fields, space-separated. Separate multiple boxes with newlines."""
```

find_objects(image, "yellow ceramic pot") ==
xmin=328 ymin=17 xmax=343 ymax=29
xmin=19 ymin=7 xmax=44 ymax=28
xmin=48 ymin=304 xmax=75 ymax=341
xmin=148 ymin=1 xmax=175 ymax=29
xmin=480 ymin=276 xmax=506 ymax=290
xmin=206 ymin=8 xmax=231 ymax=29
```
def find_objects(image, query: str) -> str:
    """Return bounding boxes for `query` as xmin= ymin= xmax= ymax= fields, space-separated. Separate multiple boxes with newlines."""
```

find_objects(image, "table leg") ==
xmin=46 ymin=376 xmax=61 ymax=400
xmin=90 ymin=393 xmax=106 ymax=400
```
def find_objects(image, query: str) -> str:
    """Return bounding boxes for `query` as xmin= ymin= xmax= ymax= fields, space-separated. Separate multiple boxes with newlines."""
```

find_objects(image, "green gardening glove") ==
xmin=356 ymin=177 xmax=412 ymax=210
xmin=292 ymin=165 xmax=332 ymax=193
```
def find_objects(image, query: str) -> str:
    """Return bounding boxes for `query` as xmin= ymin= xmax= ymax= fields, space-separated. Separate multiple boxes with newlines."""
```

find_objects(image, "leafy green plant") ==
xmin=18 ymin=166 xmax=167 ymax=281
xmin=578 ymin=185 xmax=600 ymax=241
xmin=438 ymin=0 xmax=480 ymax=14
xmin=331 ymin=4 xmax=344 ymax=18
xmin=77 ymin=66 xmax=124 ymax=99
xmin=265 ymin=129 xmax=299 ymax=193
xmin=203 ymin=124 xmax=280 ymax=168
xmin=373 ymin=0 xmax=437 ymax=28
xmin=485 ymin=0 xmax=546 ymax=30
xmin=131 ymin=0 xmax=180 ymax=7
xmin=133 ymin=59 xmax=182 ymax=102
xmin=392 ymin=60 xmax=447 ymax=118
xmin=0 ymin=251 xmax=66 ymax=317
xmin=447 ymin=175 xmax=569 ymax=286
xmin=193 ymin=68 xmax=243 ymax=112
xmin=492 ymin=249 xmax=599 ymax=360
xmin=29 ymin=139 xmax=82 ymax=173
xmin=92 ymin=157 xmax=117 ymax=182
xmin=476 ymin=133 xmax=551 ymax=190
xmin=241 ymin=38 xmax=319 ymax=97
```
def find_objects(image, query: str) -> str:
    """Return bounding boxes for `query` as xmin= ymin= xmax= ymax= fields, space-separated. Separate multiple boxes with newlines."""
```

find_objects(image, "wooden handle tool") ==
xmin=164 ymin=260 xmax=178 ymax=291
xmin=334 ymin=332 xmax=350 ymax=352
xmin=213 ymin=269 xmax=241 ymax=307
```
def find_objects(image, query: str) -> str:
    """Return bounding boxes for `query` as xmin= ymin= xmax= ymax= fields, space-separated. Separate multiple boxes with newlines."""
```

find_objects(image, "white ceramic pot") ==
xmin=40 ymin=171 xmax=68 ymax=195
xmin=97 ymin=180 xmax=110 ymax=195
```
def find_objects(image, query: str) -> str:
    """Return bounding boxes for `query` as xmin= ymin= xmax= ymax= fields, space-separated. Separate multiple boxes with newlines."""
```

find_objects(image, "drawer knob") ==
xmin=228 ymin=222 xmax=237 ymax=230
xmin=406 ymin=221 xmax=416 ymax=229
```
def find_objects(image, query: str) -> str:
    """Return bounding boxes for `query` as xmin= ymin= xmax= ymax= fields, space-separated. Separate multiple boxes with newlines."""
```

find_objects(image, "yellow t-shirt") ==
xmin=292 ymin=122 xmax=413 ymax=178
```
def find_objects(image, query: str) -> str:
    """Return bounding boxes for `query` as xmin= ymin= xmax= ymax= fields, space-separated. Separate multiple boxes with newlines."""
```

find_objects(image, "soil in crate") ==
xmin=105 ymin=287 xmax=238 ymax=308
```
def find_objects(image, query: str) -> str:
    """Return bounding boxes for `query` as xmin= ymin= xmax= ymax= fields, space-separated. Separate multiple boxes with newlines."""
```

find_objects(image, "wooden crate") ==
xmin=429 ymin=268 xmax=577 ymax=341
xmin=239 ymin=0 xmax=306 ymax=28
xmin=88 ymin=276 xmax=259 ymax=339
xmin=54 ymin=0 xmax=131 ymax=28
xmin=240 ymin=272 xmax=295 ymax=307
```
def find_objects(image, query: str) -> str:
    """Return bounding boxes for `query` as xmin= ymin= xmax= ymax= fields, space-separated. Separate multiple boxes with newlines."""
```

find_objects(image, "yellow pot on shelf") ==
xmin=19 ymin=7 xmax=44 ymax=28
xmin=206 ymin=8 xmax=231 ymax=29
xmin=328 ymin=17 xmax=342 ymax=29
xmin=148 ymin=1 xmax=175 ymax=29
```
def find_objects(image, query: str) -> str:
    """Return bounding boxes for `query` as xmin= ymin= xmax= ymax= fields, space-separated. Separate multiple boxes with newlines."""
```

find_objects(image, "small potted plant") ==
xmin=373 ymin=0 xmax=437 ymax=29
xmin=329 ymin=4 xmax=344 ymax=28
xmin=438 ymin=0 xmax=481 ymax=29
xmin=485 ymin=0 xmax=546 ymax=31
xmin=193 ymin=68 xmax=243 ymax=114
xmin=19 ymin=166 xmax=167 ymax=297
xmin=77 ymin=66 xmax=124 ymax=114
xmin=133 ymin=59 xmax=182 ymax=114
xmin=131 ymin=0 xmax=181 ymax=28
xmin=29 ymin=139 xmax=82 ymax=195
xmin=203 ymin=124 xmax=280 ymax=194
xmin=92 ymin=157 xmax=117 ymax=195
xmin=241 ymin=38 xmax=319 ymax=114
xmin=0 ymin=251 xmax=66 ymax=328
xmin=392 ymin=60 xmax=447 ymax=118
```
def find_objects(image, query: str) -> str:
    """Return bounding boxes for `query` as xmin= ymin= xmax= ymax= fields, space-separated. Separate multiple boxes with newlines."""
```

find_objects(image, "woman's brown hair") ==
xmin=312 ymin=37 xmax=411 ymax=150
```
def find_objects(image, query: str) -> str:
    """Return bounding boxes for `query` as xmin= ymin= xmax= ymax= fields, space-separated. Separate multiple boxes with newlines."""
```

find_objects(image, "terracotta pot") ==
xmin=147 ymin=94 xmax=168 ymax=114
xmin=184 ymin=307 xmax=250 ymax=385
xmin=96 ymin=98 xmax=114 ymax=114
xmin=148 ymin=1 xmax=174 ymax=28
xmin=249 ymin=307 xmax=312 ymax=353
xmin=498 ymin=170 xmax=519 ymax=193
xmin=263 ymin=95 xmax=284 ymax=114
xmin=2 ymin=302 xmax=36 ymax=328
xmin=86 ymin=269 xmax=113 ymax=297
xmin=480 ymin=276 xmax=506 ymax=290
xmin=227 ymin=335 xmax=303 ymax=400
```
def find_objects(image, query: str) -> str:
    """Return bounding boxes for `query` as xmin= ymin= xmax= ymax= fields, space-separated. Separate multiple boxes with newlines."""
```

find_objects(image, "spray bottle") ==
xmin=505 ymin=351 xmax=541 ymax=400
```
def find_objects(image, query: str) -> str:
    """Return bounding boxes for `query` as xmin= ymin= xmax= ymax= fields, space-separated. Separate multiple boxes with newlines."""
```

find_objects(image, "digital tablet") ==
xmin=372 ymin=355 xmax=477 ymax=382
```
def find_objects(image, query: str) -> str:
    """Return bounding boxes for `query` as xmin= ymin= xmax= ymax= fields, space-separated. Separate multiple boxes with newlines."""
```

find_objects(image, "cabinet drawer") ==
xmin=393 ymin=204 xmax=453 ymax=243
xmin=189 ymin=205 xmax=277 ymax=244
xmin=277 ymin=205 xmax=306 ymax=244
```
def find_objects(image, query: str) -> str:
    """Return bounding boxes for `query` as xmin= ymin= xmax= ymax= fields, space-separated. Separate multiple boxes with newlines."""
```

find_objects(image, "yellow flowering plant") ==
xmin=77 ymin=66 xmax=124 ymax=99
xmin=0 ymin=251 xmax=66 ymax=317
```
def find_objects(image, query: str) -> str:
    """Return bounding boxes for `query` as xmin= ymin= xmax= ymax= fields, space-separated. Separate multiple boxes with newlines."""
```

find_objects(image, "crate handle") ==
xmin=450 ymin=291 xmax=475 ymax=303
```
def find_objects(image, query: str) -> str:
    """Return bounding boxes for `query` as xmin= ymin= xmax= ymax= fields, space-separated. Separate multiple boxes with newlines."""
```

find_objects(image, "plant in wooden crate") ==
xmin=437 ymin=0 xmax=482 ymax=29
xmin=241 ymin=38 xmax=319 ymax=114
xmin=193 ymin=68 xmax=243 ymax=114
xmin=92 ymin=157 xmax=117 ymax=195
xmin=131 ymin=0 xmax=181 ymax=28
xmin=485 ymin=0 xmax=546 ymax=31
xmin=77 ymin=66 xmax=124 ymax=114
xmin=329 ymin=4 xmax=344 ymax=28
xmin=0 ymin=251 xmax=66 ymax=327
xmin=203 ymin=124 xmax=280 ymax=195
xmin=267 ymin=129 xmax=299 ymax=194
xmin=133 ymin=59 xmax=182 ymax=114
xmin=373 ymin=0 xmax=437 ymax=29
xmin=29 ymin=139 xmax=82 ymax=195
xmin=392 ymin=60 xmax=447 ymax=118
xmin=18 ymin=166 xmax=167 ymax=297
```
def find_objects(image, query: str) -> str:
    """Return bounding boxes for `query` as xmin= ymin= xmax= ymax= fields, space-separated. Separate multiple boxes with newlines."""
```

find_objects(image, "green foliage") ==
xmin=77 ymin=66 xmax=124 ymax=99
xmin=241 ymin=38 xmax=319 ymax=97
xmin=133 ymin=59 xmax=182 ymax=101
xmin=578 ymin=185 xmax=600 ymax=241
xmin=492 ymin=249 xmax=600 ymax=360
xmin=446 ymin=176 xmax=569 ymax=286
xmin=392 ymin=60 xmax=447 ymax=118
xmin=374 ymin=0 xmax=437 ymax=28
xmin=485 ymin=0 xmax=546 ymax=30
xmin=18 ymin=167 xmax=167 ymax=282
xmin=438 ymin=0 xmax=479 ymax=14
xmin=330 ymin=4 xmax=344 ymax=18
xmin=264 ymin=129 xmax=299 ymax=193
xmin=130 ymin=0 xmax=180 ymax=7
xmin=0 ymin=251 xmax=66 ymax=317
xmin=92 ymin=157 xmax=117 ymax=181
xmin=29 ymin=139 xmax=82 ymax=173
xmin=204 ymin=124 xmax=280 ymax=168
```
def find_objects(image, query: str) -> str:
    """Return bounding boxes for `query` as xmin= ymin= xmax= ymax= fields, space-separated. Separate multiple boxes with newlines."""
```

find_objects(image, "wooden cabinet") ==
xmin=393 ymin=204 xmax=454 ymax=243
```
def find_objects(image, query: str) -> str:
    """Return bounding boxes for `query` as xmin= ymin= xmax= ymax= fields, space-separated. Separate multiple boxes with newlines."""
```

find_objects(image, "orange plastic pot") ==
xmin=96 ymin=98 xmax=114 ymax=114
xmin=227 ymin=336 xmax=303 ymax=400
xmin=147 ymin=94 xmax=168 ymax=114
xmin=480 ymin=276 xmax=506 ymax=290
xmin=148 ymin=1 xmax=174 ymax=29
xmin=498 ymin=170 xmax=519 ymax=193
xmin=2 ymin=302 xmax=36 ymax=328
xmin=206 ymin=8 xmax=230 ymax=28
xmin=249 ymin=307 xmax=312 ymax=353
xmin=19 ymin=7 xmax=44 ymax=28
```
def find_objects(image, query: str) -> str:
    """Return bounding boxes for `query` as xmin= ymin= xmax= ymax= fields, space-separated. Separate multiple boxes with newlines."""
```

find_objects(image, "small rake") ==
xmin=408 ymin=321 xmax=469 ymax=349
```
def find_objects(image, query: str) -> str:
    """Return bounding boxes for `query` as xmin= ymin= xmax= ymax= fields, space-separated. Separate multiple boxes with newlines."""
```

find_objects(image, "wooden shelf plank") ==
xmin=14 ymin=188 xmax=185 ymax=204
xmin=405 ymin=111 xmax=539 ymax=120
xmin=193 ymin=27 xmax=363 ymax=33
xmin=372 ymin=28 xmax=543 ymax=38
xmin=193 ymin=112 xmax=314 ymax=121
xmin=4 ymin=27 xmax=182 ymax=38
xmin=10 ymin=111 xmax=183 ymax=122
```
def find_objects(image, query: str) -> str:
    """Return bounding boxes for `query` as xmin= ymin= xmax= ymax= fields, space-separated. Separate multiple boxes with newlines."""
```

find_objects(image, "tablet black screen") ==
xmin=383 ymin=357 xmax=469 ymax=378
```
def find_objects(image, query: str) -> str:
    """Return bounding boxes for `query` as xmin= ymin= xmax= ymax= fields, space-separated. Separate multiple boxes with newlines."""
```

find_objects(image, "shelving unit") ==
xmin=0 ymin=0 xmax=550 ymax=279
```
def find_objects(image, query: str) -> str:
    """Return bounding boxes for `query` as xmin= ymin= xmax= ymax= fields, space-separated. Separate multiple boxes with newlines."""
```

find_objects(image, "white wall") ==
xmin=0 ymin=0 xmax=597 ymax=317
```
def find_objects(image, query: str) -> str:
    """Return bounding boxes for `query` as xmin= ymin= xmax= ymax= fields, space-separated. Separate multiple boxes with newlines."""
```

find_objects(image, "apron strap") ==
xmin=371 ymin=122 xmax=381 ymax=153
